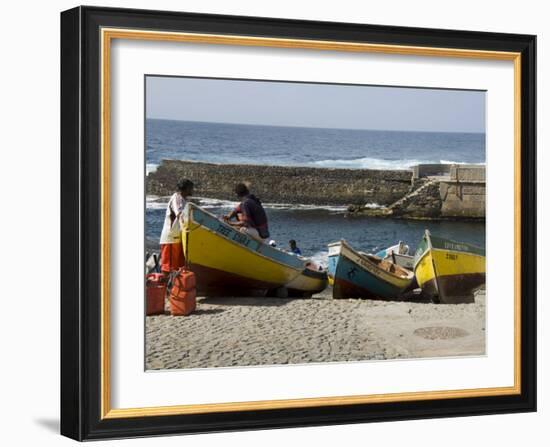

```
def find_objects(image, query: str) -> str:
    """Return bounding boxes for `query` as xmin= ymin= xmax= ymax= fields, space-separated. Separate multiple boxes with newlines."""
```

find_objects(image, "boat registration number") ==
xmin=217 ymin=224 xmax=252 ymax=248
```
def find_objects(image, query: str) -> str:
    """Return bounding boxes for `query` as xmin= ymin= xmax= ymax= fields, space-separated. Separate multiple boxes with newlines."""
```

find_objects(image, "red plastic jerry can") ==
xmin=146 ymin=273 xmax=168 ymax=316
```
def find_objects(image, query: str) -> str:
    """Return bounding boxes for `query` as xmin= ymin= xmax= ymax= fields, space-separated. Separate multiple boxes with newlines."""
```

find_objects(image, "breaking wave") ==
xmin=310 ymin=157 xmax=485 ymax=170
xmin=439 ymin=159 xmax=486 ymax=165
xmin=309 ymin=250 xmax=329 ymax=269
xmin=146 ymin=163 xmax=159 ymax=175
xmin=146 ymin=196 xmax=351 ymax=213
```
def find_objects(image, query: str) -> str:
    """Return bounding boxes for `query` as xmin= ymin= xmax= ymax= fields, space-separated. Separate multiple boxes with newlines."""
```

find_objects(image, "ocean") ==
xmin=145 ymin=119 xmax=486 ymax=263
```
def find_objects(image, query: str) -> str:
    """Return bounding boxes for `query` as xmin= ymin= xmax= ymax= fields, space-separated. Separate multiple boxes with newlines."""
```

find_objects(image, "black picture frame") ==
xmin=61 ymin=5 xmax=536 ymax=441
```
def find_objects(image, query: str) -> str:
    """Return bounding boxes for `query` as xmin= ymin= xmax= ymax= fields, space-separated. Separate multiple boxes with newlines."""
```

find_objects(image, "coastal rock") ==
xmin=147 ymin=160 xmax=486 ymax=220
xmin=347 ymin=166 xmax=486 ymax=220
xmin=146 ymin=159 xmax=412 ymax=206
xmin=390 ymin=179 xmax=442 ymax=218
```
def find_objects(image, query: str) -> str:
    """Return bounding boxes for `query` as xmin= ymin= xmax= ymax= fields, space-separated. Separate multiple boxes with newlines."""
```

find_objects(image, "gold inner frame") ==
xmin=100 ymin=27 xmax=522 ymax=419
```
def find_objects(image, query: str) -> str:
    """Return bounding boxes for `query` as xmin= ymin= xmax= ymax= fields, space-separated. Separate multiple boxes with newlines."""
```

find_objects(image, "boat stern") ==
xmin=327 ymin=241 xmax=343 ymax=280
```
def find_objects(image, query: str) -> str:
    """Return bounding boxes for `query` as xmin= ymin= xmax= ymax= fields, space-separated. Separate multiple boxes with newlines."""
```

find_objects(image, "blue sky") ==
xmin=146 ymin=76 xmax=485 ymax=133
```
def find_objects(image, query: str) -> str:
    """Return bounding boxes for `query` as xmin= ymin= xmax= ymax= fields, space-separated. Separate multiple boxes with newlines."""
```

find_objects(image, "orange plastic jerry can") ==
xmin=146 ymin=273 xmax=168 ymax=315
xmin=169 ymin=269 xmax=197 ymax=316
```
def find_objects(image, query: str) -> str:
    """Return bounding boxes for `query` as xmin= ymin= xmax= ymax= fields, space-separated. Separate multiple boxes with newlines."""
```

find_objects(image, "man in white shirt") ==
xmin=159 ymin=179 xmax=194 ymax=274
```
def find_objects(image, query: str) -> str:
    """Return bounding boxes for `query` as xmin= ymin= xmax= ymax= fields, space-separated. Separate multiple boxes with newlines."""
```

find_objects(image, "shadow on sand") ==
xmin=191 ymin=307 xmax=226 ymax=315
xmin=199 ymin=297 xmax=292 ymax=307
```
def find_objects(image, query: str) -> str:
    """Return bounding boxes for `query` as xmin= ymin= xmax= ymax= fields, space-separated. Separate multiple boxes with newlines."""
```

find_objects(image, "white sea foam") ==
xmin=198 ymin=198 xmax=348 ymax=213
xmin=263 ymin=202 xmax=347 ymax=213
xmin=196 ymin=197 xmax=348 ymax=212
xmin=196 ymin=197 xmax=240 ymax=210
xmin=310 ymin=157 xmax=422 ymax=170
xmin=147 ymin=159 xmax=484 ymax=175
xmin=363 ymin=203 xmax=383 ymax=209
xmin=310 ymin=157 xmax=486 ymax=170
xmin=145 ymin=195 xmax=171 ymax=210
xmin=145 ymin=195 xmax=349 ymax=212
xmin=146 ymin=163 xmax=159 ymax=175
xmin=145 ymin=196 xmax=238 ymax=211
xmin=439 ymin=160 xmax=486 ymax=165
xmin=309 ymin=250 xmax=329 ymax=268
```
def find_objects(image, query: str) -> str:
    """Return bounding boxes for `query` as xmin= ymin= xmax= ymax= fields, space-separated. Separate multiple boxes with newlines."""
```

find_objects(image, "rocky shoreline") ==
xmin=146 ymin=160 xmax=485 ymax=220
xmin=147 ymin=159 xmax=412 ymax=206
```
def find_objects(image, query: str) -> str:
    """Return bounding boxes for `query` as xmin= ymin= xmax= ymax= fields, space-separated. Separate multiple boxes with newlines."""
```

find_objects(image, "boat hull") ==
xmin=182 ymin=204 xmax=305 ymax=296
xmin=286 ymin=268 xmax=328 ymax=297
xmin=185 ymin=262 xmax=280 ymax=296
xmin=414 ymin=232 xmax=486 ymax=304
xmin=328 ymin=241 xmax=414 ymax=300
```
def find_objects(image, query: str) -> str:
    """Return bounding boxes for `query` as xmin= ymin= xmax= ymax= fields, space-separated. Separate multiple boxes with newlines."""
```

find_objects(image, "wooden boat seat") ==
xmin=366 ymin=254 xmax=410 ymax=278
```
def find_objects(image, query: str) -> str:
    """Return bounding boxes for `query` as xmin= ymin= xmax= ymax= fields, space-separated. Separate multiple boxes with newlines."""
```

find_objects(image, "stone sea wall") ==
xmin=350 ymin=164 xmax=486 ymax=219
xmin=439 ymin=165 xmax=485 ymax=219
xmin=146 ymin=160 xmax=412 ymax=206
xmin=146 ymin=160 xmax=486 ymax=219
xmin=390 ymin=178 xmax=443 ymax=219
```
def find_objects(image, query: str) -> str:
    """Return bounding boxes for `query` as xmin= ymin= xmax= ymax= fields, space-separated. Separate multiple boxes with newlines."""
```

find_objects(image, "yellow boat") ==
xmin=182 ymin=203 xmax=326 ymax=296
xmin=285 ymin=263 xmax=328 ymax=298
xmin=413 ymin=230 xmax=486 ymax=304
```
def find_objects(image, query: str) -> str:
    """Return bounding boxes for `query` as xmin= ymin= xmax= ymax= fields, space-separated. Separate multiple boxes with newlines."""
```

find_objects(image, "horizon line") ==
xmin=146 ymin=117 xmax=486 ymax=135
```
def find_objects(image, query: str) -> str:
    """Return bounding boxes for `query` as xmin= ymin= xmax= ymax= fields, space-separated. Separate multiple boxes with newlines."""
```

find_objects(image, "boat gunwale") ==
xmin=340 ymin=240 xmax=414 ymax=281
xmin=300 ymin=268 xmax=329 ymax=280
xmin=331 ymin=240 xmax=414 ymax=289
xmin=285 ymin=272 xmax=328 ymax=293
xmin=184 ymin=203 xmax=306 ymax=274
xmin=413 ymin=245 xmax=431 ymax=271
xmin=413 ymin=244 xmax=486 ymax=272
xmin=427 ymin=231 xmax=486 ymax=256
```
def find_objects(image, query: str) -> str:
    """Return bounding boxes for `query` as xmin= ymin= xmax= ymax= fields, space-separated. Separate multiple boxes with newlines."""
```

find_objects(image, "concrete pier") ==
xmin=385 ymin=164 xmax=485 ymax=219
xmin=439 ymin=165 xmax=485 ymax=218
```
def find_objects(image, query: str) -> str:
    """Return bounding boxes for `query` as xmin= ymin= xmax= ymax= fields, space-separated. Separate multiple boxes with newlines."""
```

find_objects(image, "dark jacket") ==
xmin=239 ymin=194 xmax=270 ymax=239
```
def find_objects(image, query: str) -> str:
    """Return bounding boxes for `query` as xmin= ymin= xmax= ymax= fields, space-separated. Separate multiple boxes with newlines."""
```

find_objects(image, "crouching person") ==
xmin=224 ymin=183 xmax=270 ymax=242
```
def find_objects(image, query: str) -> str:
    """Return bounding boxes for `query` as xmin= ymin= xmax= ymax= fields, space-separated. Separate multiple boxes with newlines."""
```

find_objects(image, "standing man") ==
xmin=159 ymin=179 xmax=194 ymax=274
xmin=224 ymin=183 xmax=270 ymax=241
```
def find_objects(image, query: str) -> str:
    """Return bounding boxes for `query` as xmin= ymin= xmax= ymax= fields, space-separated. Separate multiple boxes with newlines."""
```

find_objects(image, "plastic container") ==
xmin=170 ymin=288 xmax=197 ymax=316
xmin=169 ymin=269 xmax=197 ymax=316
xmin=172 ymin=269 xmax=196 ymax=291
xmin=146 ymin=273 xmax=167 ymax=315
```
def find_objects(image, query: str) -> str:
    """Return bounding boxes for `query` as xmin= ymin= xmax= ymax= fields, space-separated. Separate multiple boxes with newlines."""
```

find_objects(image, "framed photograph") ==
xmin=60 ymin=6 xmax=536 ymax=441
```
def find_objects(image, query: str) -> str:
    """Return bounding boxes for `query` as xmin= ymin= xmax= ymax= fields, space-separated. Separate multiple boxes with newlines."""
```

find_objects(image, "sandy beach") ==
xmin=145 ymin=288 xmax=485 ymax=370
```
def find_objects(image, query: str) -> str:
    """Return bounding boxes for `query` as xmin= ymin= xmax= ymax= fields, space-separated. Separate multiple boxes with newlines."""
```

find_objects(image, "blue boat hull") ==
xmin=328 ymin=241 xmax=413 ymax=300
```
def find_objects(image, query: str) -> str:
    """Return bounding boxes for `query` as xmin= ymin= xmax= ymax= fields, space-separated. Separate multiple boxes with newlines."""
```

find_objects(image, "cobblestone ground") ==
xmin=145 ymin=290 xmax=485 ymax=370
